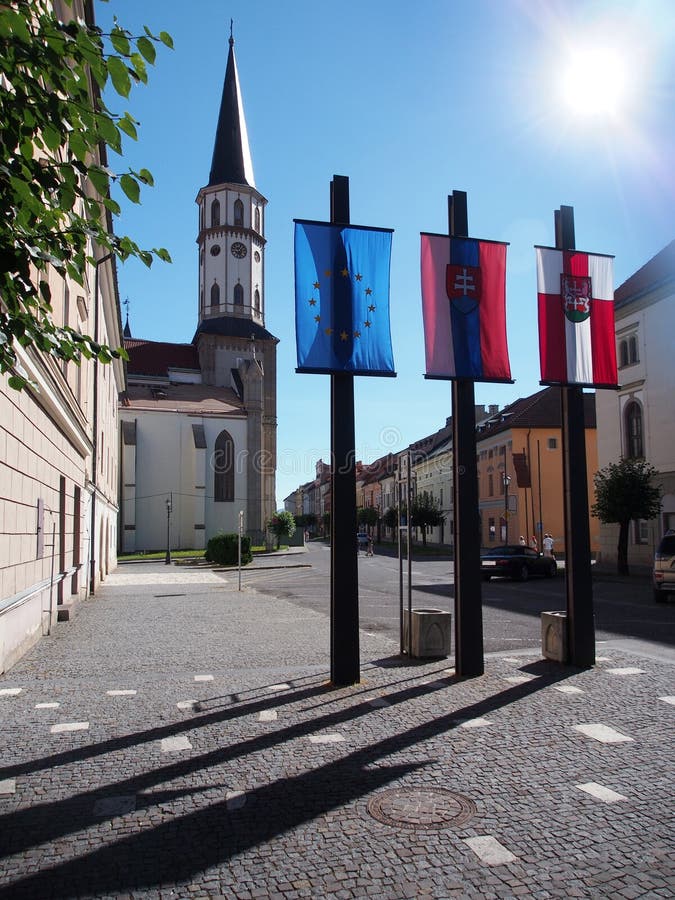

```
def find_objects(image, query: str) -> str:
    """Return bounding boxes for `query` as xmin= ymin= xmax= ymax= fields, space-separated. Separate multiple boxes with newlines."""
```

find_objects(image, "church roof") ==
xmin=208 ymin=34 xmax=255 ymax=188
xmin=124 ymin=339 xmax=200 ymax=377
xmin=193 ymin=317 xmax=278 ymax=343
xmin=121 ymin=382 xmax=244 ymax=415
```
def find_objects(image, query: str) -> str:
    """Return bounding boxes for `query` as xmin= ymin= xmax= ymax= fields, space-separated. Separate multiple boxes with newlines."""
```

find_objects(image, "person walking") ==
xmin=367 ymin=535 xmax=374 ymax=557
xmin=530 ymin=535 xmax=538 ymax=553
xmin=543 ymin=533 xmax=555 ymax=558
xmin=519 ymin=535 xmax=526 ymax=546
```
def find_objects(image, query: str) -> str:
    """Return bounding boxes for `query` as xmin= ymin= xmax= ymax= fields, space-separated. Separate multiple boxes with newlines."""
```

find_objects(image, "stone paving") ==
xmin=0 ymin=561 xmax=673 ymax=899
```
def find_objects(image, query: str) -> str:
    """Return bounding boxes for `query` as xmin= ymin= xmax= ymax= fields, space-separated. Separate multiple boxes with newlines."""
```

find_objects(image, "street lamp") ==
xmin=165 ymin=495 xmax=172 ymax=565
xmin=503 ymin=472 xmax=511 ymax=544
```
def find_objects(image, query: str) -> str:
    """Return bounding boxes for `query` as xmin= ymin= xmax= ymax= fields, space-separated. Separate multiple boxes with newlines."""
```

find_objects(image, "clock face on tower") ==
xmin=230 ymin=241 xmax=247 ymax=259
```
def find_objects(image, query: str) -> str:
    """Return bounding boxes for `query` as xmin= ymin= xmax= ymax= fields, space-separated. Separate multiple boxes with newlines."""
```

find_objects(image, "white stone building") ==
xmin=119 ymin=34 xmax=277 ymax=552
xmin=595 ymin=240 xmax=675 ymax=568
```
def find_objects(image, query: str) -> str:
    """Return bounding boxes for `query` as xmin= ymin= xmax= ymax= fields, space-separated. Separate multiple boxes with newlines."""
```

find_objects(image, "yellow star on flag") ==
xmin=355 ymin=273 xmax=363 ymax=281
xmin=324 ymin=327 xmax=333 ymax=335
xmin=314 ymin=314 xmax=321 ymax=323
xmin=365 ymin=287 xmax=373 ymax=295
xmin=309 ymin=298 xmax=317 ymax=306
xmin=313 ymin=281 xmax=320 ymax=289
xmin=340 ymin=330 xmax=349 ymax=341
xmin=353 ymin=330 xmax=361 ymax=339
xmin=341 ymin=268 xmax=349 ymax=277
xmin=368 ymin=304 xmax=376 ymax=312
xmin=364 ymin=320 xmax=372 ymax=328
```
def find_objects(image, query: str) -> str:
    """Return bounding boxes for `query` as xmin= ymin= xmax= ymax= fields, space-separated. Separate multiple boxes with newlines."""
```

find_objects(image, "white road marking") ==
xmin=177 ymin=700 xmax=197 ymax=710
xmin=573 ymin=723 xmax=634 ymax=744
xmin=659 ymin=696 xmax=675 ymax=706
xmin=606 ymin=667 xmax=645 ymax=676
xmin=552 ymin=685 xmax=584 ymax=694
xmin=0 ymin=779 xmax=16 ymax=795
xmin=194 ymin=675 xmax=214 ymax=682
xmin=309 ymin=733 xmax=345 ymax=744
xmin=464 ymin=835 xmax=516 ymax=866
xmin=503 ymin=675 xmax=534 ymax=684
xmin=35 ymin=702 xmax=60 ymax=709
xmin=160 ymin=735 xmax=192 ymax=752
xmin=460 ymin=717 xmax=492 ymax=728
xmin=576 ymin=782 xmax=627 ymax=803
xmin=258 ymin=709 xmax=278 ymax=721
xmin=0 ymin=688 xmax=22 ymax=696
xmin=50 ymin=722 xmax=89 ymax=734
xmin=106 ymin=690 xmax=137 ymax=696
xmin=267 ymin=683 xmax=290 ymax=692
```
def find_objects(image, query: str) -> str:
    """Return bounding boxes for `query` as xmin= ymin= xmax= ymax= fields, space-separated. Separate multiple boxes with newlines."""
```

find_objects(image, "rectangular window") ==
xmin=488 ymin=473 xmax=494 ymax=496
xmin=547 ymin=437 xmax=557 ymax=450
xmin=635 ymin=519 xmax=649 ymax=544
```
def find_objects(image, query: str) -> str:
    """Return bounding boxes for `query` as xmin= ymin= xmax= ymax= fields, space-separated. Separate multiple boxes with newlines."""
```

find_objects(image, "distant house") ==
xmin=595 ymin=241 xmax=675 ymax=568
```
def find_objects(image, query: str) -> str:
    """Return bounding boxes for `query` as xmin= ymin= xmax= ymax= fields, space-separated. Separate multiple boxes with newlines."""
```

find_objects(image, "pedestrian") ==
xmin=530 ymin=534 xmax=538 ymax=553
xmin=543 ymin=533 xmax=555 ymax=558
xmin=367 ymin=535 xmax=374 ymax=557
xmin=519 ymin=535 xmax=526 ymax=546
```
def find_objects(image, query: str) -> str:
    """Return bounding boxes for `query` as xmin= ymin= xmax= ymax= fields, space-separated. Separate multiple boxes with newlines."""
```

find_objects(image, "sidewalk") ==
xmin=0 ymin=562 xmax=672 ymax=899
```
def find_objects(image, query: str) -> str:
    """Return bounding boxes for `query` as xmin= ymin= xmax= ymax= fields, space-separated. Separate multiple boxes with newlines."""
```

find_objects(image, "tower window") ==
xmin=210 ymin=282 xmax=220 ymax=306
xmin=213 ymin=430 xmax=234 ymax=502
xmin=254 ymin=207 xmax=260 ymax=232
xmin=619 ymin=340 xmax=628 ymax=368
xmin=624 ymin=400 xmax=643 ymax=458
xmin=210 ymin=198 xmax=220 ymax=227
xmin=254 ymin=288 xmax=260 ymax=311
xmin=628 ymin=335 xmax=639 ymax=364
xmin=234 ymin=283 xmax=244 ymax=305
xmin=234 ymin=199 xmax=244 ymax=227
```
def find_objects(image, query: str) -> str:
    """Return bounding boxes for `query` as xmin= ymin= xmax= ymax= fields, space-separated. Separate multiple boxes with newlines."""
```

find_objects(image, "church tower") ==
xmin=194 ymin=30 xmax=278 ymax=537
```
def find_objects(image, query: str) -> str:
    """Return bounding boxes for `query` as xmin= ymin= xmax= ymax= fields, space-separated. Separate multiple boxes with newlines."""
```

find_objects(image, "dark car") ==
xmin=653 ymin=531 xmax=675 ymax=603
xmin=481 ymin=544 xmax=557 ymax=581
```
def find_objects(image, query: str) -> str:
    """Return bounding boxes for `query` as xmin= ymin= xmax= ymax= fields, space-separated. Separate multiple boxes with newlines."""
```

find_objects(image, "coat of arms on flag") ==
xmin=420 ymin=233 xmax=511 ymax=382
xmin=294 ymin=220 xmax=395 ymax=376
xmin=536 ymin=247 xmax=617 ymax=388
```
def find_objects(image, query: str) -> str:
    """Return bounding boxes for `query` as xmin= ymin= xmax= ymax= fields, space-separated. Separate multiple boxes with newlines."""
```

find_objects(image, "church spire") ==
xmin=208 ymin=26 xmax=255 ymax=188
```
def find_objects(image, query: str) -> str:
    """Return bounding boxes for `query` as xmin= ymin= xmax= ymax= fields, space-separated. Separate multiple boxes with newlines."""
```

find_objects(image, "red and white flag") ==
xmin=536 ymin=247 xmax=618 ymax=388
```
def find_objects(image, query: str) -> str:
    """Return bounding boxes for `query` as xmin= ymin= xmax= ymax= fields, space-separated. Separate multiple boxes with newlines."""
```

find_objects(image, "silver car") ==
xmin=653 ymin=531 xmax=675 ymax=603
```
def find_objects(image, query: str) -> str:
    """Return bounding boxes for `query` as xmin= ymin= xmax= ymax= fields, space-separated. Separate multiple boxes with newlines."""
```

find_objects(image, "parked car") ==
xmin=653 ymin=530 xmax=675 ymax=603
xmin=481 ymin=544 xmax=557 ymax=581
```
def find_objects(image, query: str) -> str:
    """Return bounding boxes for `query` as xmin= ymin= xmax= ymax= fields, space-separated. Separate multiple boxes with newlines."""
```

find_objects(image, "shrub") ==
xmin=205 ymin=532 xmax=252 ymax=566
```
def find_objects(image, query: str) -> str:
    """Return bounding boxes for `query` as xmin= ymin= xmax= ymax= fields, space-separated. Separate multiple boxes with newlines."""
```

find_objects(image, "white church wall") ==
xmin=203 ymin=417 xmax=248 ymax=539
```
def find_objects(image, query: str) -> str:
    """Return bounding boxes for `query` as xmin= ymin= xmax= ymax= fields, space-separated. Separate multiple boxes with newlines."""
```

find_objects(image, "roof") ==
xmin=121 ymin=382 xmax=243 ymax=415
xmin=208 ymin=35 xmax=255 ymax=188
xmin=124 ymin=339 xmax=199 ymax=378
xmin=615 ymin=240 xmax=675 ymax=306
xmin=476 ymin=386 xmax=596 ymax=439
xmin=194 ymin=316 xmax=278 ymax=343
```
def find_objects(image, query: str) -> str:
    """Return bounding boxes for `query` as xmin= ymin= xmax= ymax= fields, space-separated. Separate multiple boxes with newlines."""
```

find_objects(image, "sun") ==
xmin=560 ymin=46 xmax=630 ymax=118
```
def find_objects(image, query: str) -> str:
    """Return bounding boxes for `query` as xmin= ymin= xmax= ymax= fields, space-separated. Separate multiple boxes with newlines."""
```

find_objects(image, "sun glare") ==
xmin=561 ymin=46 xmax=630 ymax=118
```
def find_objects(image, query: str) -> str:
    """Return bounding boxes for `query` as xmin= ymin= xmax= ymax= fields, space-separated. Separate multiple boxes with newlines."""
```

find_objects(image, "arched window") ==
xmin=625 ymin=400 xmax=643 ymax=459
xmin=213 ymin=430 xmax=234 ymax=502
xmin=233 ymin=283 xmax=244 ymax=305
xmin=210 ymin=282 xmax=220 ymax=306
xmin=234 ymin=199 xmax=244 ymax=227
xmin=210 ymin=198 xmax=220 ymax=227
xmin=254 ymin=288 xmax=260 ymax=311
xmin=254 ymin=207 xmax=260 ymax=232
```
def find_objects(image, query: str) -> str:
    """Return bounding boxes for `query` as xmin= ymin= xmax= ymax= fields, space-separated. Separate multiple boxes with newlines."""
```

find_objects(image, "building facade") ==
xmin=595 ymin=241 xmax=675 ymax=568
xmin=119 ymin=34 xmax=278 ymax=552
xmin=0 ymin=0 xmax=123 ymax=672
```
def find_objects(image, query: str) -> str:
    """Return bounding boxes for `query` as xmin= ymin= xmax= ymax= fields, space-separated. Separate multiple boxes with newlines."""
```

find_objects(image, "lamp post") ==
xmin=503 ymin=472 xmax=511 ymax=544
xmin=165 ymin=495 xmax=172 ymax=565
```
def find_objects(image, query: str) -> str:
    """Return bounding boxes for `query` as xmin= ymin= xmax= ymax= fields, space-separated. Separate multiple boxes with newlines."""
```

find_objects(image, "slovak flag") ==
xmin=536 ymin=247 xmax=618 ymax=388
xmin=420 ymin=233 xmax=512 ymax=381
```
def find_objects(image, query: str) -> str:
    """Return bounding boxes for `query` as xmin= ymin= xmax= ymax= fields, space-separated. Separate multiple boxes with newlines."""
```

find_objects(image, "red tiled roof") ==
xmin=124 ymin=339 xmax=199 ymax=377
xmin=615 ymin=240 xmax=675 ymax=305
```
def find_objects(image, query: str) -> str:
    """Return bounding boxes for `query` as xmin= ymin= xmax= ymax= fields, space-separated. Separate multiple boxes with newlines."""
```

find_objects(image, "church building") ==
xmin=119 ymin=34 xmax=278 ymax=552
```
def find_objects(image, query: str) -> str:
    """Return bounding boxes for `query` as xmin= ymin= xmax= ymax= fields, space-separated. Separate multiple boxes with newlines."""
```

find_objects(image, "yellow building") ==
xmin=476 ymin=387 xmax=599 ymax=558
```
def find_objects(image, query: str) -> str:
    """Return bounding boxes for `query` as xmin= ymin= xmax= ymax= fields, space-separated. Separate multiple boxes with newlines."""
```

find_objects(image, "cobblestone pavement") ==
xmin=0 ymin=561 xmax=673 ymax=899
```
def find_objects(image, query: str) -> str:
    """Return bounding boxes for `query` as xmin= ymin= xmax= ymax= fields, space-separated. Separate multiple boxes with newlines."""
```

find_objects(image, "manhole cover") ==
xmin=366 ymin=787 xmax=476 ymax=829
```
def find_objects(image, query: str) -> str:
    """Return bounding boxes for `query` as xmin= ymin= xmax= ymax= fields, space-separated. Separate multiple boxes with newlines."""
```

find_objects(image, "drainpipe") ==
xmin=89 ymin=251 xmax=114 ymax=595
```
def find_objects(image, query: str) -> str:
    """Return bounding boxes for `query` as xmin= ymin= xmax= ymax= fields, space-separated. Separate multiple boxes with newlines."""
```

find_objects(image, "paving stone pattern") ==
xmin=0 ymin=562 xmax=673 ymax=899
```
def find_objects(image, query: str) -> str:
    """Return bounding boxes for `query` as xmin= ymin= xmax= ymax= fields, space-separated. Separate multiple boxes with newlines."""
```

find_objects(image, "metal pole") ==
xmin=329 ymin=175 xmax=360 ymax=686
xmin=407 ymin=448 xmax=413 ymax=657
xmin=503 ymin=474 xmax=509 ymax=544
xmin=537 ymin=439 xmax=543 ymax=546
xmin=398 ymin=468 xmax=404 ymax=655
xmin=450 ymin=190 xmax=484 ymax=676
xmin=238 ymin=510 xmax=243 ymax=591
xmin=165 ymin=494 xmax=172 ymax=565
xmin=556 ymin=205 xmax=595 ymax=667
xmin=47 ymin=522 xmax=56 ymax=635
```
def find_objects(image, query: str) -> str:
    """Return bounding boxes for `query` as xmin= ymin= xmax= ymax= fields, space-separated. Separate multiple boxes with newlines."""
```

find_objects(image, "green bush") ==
xmin=205 ymin=532 xmax=252 ymax=566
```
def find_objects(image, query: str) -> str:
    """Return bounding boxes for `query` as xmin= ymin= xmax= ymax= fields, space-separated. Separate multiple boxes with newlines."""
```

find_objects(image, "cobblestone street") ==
xmin=0 ymin=561 xmax=673 ymax=899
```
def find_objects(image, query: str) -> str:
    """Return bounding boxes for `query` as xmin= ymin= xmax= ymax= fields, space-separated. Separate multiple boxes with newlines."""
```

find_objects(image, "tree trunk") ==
xmin=617 ymin=519 xmax=630 ymax=575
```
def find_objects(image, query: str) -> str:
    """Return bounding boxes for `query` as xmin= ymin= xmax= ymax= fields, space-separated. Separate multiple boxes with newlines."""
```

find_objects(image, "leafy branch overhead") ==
xmin=0 ymin=0 xmax=173 ymax=387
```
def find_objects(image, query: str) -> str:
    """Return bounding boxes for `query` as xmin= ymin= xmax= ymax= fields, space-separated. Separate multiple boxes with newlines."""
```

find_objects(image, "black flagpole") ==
xmin=556 ymin=205 xmax=595 ymax=668
xmin=330 ymin=175 xmax=360 ymax=686
xmin=450 ymin=190 xmax=484 ymax=677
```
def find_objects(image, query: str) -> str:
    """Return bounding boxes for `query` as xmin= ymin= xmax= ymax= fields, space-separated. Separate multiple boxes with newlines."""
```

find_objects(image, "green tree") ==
xmin=357 ymin=506 xmax=378 ymax=530
xmin=267 ymin=510 xmax=296 ymax=550
xmin=411 ymin=491 xmax=445 ymax=547
xmin=592 ymin=457 xmax=662 ymax=575
xmin=382 ymin=506 xmax=399 ymax=530
xmin=0 ymin=1 xmax=172 ymax=388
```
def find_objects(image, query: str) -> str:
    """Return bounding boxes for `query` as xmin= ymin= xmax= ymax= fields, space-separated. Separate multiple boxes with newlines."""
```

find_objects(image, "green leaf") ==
xmin=42 ymin=124 xmax=62 ymax=152
xmin=159 ymin=31 xmax=174 ymax=49
xmin=118 ymin=114 xmax=138 ymax=141
xmin=119 ymin=174 xmax=140 ymax=203
xmin=130 ymin=52 xmax=148 ymax=84
xmin=89 ymin=167 xmax=110 ymax=196
xmin=155 ymin=247 xmax=172 ymax=263
xmin=137 ymin=168 xmax=154 ymax=186
xmin=110 ymin=27 xmax=131 ymax=57
xmin=107 ymin=55 xmax=131 ymax=97
xmin=136 ymin=36 xmax=156 ymax=65
xmin=8 ymin=375 xmax=27 ymax=391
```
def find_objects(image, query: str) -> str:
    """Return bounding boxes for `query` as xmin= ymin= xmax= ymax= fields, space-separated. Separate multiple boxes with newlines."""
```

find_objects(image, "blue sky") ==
xmin=97 ymin=0 xmax=675 ymax=508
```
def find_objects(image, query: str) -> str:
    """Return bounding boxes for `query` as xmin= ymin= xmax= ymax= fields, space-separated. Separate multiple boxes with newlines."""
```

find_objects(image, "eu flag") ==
xmin=294 ymin=220 xmax=395 ymax=376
